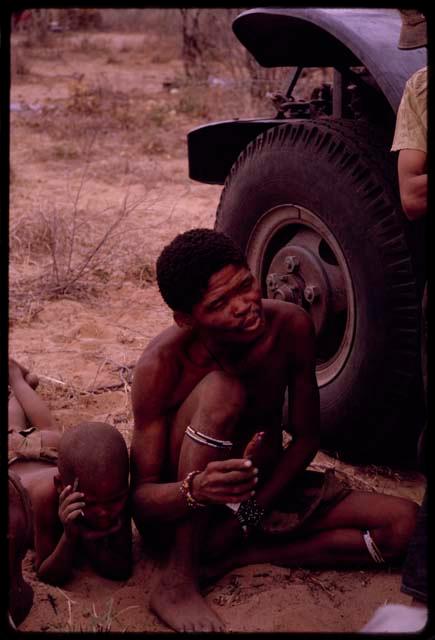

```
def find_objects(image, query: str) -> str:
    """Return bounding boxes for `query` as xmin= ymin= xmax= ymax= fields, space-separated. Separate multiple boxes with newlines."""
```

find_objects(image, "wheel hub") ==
xmin=265 ymin=229 xmax=346 ymax=336
xmin=246 ymin=203 xmax=355 ymax=385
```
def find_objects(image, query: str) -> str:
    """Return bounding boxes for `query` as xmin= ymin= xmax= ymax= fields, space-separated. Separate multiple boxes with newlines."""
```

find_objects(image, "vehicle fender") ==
xmin=188 ymin=118 xmax=281 ymax=184
xmin=232 ymin=8 xmax=426 ymax=112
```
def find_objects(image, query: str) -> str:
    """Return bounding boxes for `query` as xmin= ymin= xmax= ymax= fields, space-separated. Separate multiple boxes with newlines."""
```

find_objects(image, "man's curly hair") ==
xmin=156 ymin=228 xmax=248 ymax=313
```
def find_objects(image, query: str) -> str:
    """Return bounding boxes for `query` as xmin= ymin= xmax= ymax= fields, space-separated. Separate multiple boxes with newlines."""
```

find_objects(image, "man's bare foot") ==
xmin=150 ymin=567 xmax=226 ymax=632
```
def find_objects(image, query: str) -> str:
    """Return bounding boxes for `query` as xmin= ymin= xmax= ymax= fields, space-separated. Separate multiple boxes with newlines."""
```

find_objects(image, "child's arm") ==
xmin=36 ymin=530 xmax=77 ymax=584
xmin=34 ymin=484 xmax=85 ymax=584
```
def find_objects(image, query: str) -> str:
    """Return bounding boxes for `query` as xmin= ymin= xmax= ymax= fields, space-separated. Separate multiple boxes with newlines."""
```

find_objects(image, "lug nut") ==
xmin=304 ymin=285 xmax=320 ymax=304
xmin=274 ymin=284 xmax=300 ymax=304
xmin=285 ymin=255 xmax=300 ymax=273
xmin=266 ymin=273 xmax=280 ymax=291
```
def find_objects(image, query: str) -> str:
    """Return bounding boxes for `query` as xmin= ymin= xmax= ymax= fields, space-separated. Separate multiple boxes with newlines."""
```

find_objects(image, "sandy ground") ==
xmin=8 ymin=17 xmax=426 ymax=633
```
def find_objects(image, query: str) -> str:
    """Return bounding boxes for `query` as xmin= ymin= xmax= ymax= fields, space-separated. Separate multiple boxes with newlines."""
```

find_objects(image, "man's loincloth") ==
xmin=8 ymin=427 xmax=58 ymax=466
xmin=139 ymin=468 xmax=352 ymax=559
xmin=259 ymin=468 xmax=352 ymax=537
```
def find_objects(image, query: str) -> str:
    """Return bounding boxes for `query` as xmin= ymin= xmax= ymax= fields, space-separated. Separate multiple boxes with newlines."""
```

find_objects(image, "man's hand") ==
xmin=191 ymin=459 xmax=258 ymax=505
xmin=58 ymin=482 xmax=85 ymax=541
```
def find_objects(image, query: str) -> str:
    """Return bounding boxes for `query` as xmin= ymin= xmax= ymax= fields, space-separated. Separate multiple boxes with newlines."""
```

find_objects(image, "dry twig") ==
xmin=305 ymin=575 xmax=336 ymax=601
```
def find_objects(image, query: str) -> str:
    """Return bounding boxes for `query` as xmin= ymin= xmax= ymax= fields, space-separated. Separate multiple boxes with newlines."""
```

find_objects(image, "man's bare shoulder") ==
xmin=134 ymin=325 xmax=187 ymax=378
xmin=131 ymin=324 xmax=190 ymax=416
xmin=263 ymin=298 xmax=314 ymax=336
xmin=263 ymin=299 xmax=315 ymax=365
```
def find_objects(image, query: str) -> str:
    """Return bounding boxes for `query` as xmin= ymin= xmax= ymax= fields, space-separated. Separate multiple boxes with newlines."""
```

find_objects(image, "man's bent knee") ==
xmin=376 ymin=499 xmax=419 ymax=561
xmin=195 ymin=372 xmax=247 ymax=437
xmin=198 ymin=371 xmax=246 ymax=409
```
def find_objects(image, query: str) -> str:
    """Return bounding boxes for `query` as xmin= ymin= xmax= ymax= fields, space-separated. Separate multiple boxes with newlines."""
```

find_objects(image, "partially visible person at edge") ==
xmin=391 ymin=5 xmax=428 ymax=613
xmin=8 ymin=359 xmax=132 ymax=630
xmin=362 ymin=8 xmax=428 ymax=633
xmin=130 ymin=227 xmax=419 ymax=633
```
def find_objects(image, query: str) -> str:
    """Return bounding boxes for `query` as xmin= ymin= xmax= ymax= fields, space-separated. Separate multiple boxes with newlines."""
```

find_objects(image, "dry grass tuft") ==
xmin=65 ymin=35 xmax=112 ymax=55
xmin=123 ymin=259 xmax=156 ymax=288
xmin=9 ymin=135 xmax=154 ymax=324
xmin=56 ymin=589 xmax=139 ymax=632
xmin=10 ymin=211 xmax=52 ymax=257
xmin=99 ymin=8 xmax=181 ymax=34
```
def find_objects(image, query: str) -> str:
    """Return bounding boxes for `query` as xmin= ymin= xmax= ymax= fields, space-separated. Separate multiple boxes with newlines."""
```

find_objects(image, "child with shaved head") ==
xmin=8 ymin=359 xmax=132 ymax=605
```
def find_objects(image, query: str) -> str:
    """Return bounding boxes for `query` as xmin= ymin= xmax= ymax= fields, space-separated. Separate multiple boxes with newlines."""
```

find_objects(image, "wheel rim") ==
xmin=246 ymin=204 xmax=356 ymax=387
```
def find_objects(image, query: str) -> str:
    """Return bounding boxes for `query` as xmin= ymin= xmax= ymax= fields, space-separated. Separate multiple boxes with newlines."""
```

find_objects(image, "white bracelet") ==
xmin=363 ymin=530 xmax=385 ymax=563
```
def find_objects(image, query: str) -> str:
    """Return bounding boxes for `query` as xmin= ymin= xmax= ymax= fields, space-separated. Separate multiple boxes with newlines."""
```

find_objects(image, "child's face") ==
xmin=78 ymin=477 xmax=128 ymax=532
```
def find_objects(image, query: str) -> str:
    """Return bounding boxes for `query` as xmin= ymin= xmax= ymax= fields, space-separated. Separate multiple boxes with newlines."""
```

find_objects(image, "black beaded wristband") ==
xmin=236 ymin=497 xmax=265 ymax=537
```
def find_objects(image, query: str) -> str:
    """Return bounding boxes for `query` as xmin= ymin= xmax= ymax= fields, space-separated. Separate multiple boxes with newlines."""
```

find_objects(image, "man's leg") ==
xmin=9 ymin=359 xmax=55 ymax=430
xmin=150 ymin=371 xmax=247 ymax=632
xmin=8 ymin=361 xmax=61 ymax=472
xmin=398 ymin=284 xmax=428 ymax=606
xmin=8 ymin=393 xmax=27 ymax=431
xmin=203 ymin=490 xmax=418 ymax=578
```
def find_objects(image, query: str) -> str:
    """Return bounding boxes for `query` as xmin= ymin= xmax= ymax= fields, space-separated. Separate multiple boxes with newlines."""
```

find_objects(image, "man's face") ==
xmin=188 ymin=264 xmax=265 ymax=343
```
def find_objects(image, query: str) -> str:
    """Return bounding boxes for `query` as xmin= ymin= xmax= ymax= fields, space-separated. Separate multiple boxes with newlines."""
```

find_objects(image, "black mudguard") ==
xmin=188 ymin=119 xmax=279 ymax=185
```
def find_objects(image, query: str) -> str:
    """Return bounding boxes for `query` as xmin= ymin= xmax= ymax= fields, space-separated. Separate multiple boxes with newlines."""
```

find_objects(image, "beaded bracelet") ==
xmin=179 ymin=470 xmax=207 ymax=509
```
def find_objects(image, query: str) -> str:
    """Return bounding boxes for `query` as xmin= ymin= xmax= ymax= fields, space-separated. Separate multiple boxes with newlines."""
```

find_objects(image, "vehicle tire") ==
xmin=215 ymin=119 xmax=425 ymax=465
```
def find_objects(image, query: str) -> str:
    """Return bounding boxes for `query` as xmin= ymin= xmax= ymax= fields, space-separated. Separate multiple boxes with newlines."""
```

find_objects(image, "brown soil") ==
xmin=9 ymin=15 xmax=425 ymax=633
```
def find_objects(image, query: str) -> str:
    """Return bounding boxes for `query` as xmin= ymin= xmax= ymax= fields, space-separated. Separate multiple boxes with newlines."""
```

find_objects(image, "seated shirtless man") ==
xmin=130 ymin=228 xmax=418 ymax=633
xmin=8 ymin=359 xmax=132 ymax=604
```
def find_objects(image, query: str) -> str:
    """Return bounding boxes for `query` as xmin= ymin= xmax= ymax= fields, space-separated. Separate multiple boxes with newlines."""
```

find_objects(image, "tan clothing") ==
xmin=391 ymin=66 xmax=427 ymax=153
xmin=260 ymin=469 xmax=351 ymax=536
xmin=8 ymin=427 xmax=58 ymax=465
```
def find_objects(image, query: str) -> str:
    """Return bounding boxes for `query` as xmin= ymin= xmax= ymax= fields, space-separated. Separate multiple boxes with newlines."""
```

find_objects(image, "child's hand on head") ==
xmin=58 ymin=477 xmax=86 ymax=541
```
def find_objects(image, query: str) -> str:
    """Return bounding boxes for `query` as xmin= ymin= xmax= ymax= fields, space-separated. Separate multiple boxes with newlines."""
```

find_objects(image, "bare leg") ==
xmin=10 ymin=360 xmax=40 ymax=387
xmin=203 ymin=491 xmax=419 ymax=581
xmin=16 ymin=361 xmax=40 ymax=389
xmin=8 ymin=394 xmax=27 ymax=430
xmin=9 ymin=359 xmax=55 ymax=430
xmin=149 ymin=372 xmax=246 ymax=632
